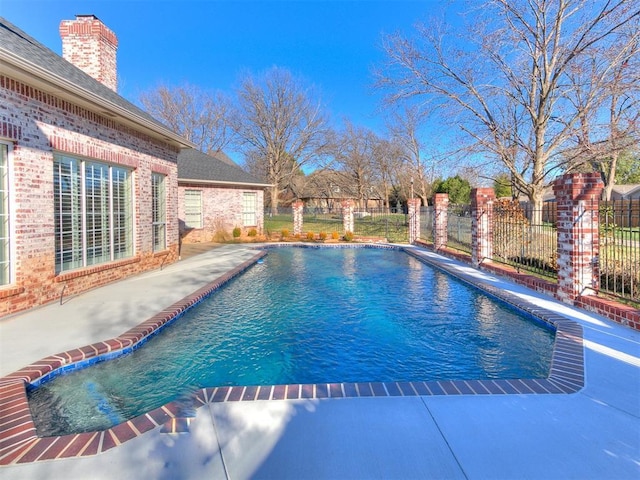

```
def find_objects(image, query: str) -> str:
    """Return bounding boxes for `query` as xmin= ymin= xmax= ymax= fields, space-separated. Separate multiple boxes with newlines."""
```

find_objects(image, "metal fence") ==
xmin=351 ymin=209 xmax=409 ymax=243
xmin=492 ymin=201 xmax=558 ymax=279
xmin=264 ymin=207 xmax=409 ymax=242
xmin=447 ymin=204 xmax=472 ymax=253
xmin=263 ymin=208 xmax=295 ymax=236
xmin=599 ymin=200 xmax=640 ymax=304
xmin=420 ymin=206 xmax=434 ymax=242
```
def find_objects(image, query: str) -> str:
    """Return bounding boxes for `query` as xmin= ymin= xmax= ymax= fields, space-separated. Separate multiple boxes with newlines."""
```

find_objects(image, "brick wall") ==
xmin=60 ymin=15 xmax=118 ymax=92
xmin=552 ymin=173 xmax=603 ymax=303
xmin=342 ymin=200 xmax=355 ymax=233
xmin=178 ymin=183 xmax=264 ymax=243
xmin=471 ymin=188 xmax=495 ymax=267
xmin=293 ymin=201 xmax=304 ymax=236
xmin=0 ymin=74 xmax=180 ymax=317
xmin=433 ymin=194 xmax=449 ymax=250
xmin=408 ymin=198 xmax=421 ymax=244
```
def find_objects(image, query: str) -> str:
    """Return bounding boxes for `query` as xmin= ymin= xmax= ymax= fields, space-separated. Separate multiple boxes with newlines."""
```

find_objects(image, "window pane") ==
xmin=54 ymin=156 xmax=133 ymax=273
xmin=152 ymin=173 xmax=166 ymax=251
xmin=0 ymin=144 xmax=9 ymax=285
xmin=242 ymin=192 xmax=257 ymax=227
xmin=85 ymin=162 xmax=110 ymax=266
xmin=184 ymin=190 xmax=202 ymax=229
xmin=112 ymin=167 xmax=132 ymax=260
xmin=54 ymin=156 xmax=82 ymax=273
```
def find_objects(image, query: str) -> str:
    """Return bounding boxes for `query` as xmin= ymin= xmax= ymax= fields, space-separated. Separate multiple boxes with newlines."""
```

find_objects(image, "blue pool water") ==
xmin=29 ymin=247 xmax=555 ymax=435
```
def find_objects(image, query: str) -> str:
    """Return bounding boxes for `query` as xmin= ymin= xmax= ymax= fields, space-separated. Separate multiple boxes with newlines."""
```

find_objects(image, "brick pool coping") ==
xmin=0 ymin=245 xmax=584 ymax=465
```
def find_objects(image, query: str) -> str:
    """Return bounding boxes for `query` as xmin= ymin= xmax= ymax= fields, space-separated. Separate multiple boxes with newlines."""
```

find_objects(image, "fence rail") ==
xmin=492 ymin=201 xmax=558 ymax=279
xmin=264 ymin=207 xmax=409 ymax=242
xmin=599 ymin=200 xmax=640 ymax=303
xmin=447 ymin=205 xmax=472 ymax=253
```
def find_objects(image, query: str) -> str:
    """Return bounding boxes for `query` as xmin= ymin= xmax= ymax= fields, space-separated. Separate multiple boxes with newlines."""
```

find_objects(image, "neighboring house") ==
xmin=177 ymin=148 xmax=269 ymax=244
xmin=301 ymin=169 xmax=384 ymax=212
xmin=610 ymin=184 xmax=640 ymax=200
xmin=0 ymin=15 xmax=194 ymax=316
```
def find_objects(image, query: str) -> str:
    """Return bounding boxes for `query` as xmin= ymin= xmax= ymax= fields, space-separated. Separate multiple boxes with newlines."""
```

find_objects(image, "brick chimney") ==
xmin=59 ymin=15 xmax=118 ymax=92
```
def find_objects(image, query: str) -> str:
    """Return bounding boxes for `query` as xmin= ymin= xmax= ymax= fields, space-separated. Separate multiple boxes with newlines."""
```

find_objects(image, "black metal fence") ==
xmin=351 ymin=209 xmax=409 ymax=243
xmin=420 ymin=206 xmax=434 ymax=242
xmin=264 ymin=207 xmax=409 ymax=242
xmin=492 ymin=201 xmax=558 ymax=279
xmin=599 ymin=200 xmax=640 ymax=303
xmin=447 ymin=204 xmax=472 ymax=253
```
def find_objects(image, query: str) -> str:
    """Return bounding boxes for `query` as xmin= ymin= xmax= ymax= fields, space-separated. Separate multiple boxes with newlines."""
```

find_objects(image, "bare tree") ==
xmin=232 ymin=67 xmax=331 ymax=214
xmin=140 ymin=83 xmax=233 ymax=153
xmin=378 ymin=0 xmax=640 ymax=222
xmin=371 ymin=136 xmax=404 ymax=212
xmin=569 ymin=26 xmax=640 ymax=199
xmin=386 ymin=105 xmax=445 ymax=206
xmin=332 ymin=121 xmax=378 ymax=210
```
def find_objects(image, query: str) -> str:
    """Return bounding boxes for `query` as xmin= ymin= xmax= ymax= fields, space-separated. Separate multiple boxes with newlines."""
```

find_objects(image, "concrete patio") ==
xmin=1 ymin=244 xmax=639 ymax=479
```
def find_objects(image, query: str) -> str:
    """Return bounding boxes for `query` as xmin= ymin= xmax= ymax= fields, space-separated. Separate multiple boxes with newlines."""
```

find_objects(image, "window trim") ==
xmin=0 ymin=141 xmax=13 ymax=286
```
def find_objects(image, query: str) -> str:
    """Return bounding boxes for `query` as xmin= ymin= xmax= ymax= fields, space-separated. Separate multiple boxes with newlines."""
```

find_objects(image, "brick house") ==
xmin=0 ymin=15 xmax=194 ymax=316
xmin=177 ymin=148 xmax=268 ymax=244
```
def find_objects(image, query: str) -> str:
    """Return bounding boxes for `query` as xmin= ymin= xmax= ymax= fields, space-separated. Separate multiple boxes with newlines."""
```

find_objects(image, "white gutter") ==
xmin=178 ymin=178 xmax=272 ymax=188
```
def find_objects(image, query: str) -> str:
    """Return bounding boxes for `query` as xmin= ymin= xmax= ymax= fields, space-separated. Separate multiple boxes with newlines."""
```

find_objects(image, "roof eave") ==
xmin=178 ymin=177 xmax=272 ymax=188
xmin=0 ymin=49 xmax=195 ymax=149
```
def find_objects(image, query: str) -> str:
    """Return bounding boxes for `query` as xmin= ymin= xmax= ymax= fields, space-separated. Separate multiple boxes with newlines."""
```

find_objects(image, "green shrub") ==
xmin=248 ymin=228 xmax=258 ymax=237
xmin=344 ymin=231 xmax=354 ymax=242
xmin=232 ymin=227 xmax=242 ymax=238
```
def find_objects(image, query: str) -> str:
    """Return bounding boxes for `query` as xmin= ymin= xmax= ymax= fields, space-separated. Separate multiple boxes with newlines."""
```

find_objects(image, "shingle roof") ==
xmin=0 ymin=16 xmax=192 ymax=147
xmin=178 ymin=148 xmax=269 ymax=187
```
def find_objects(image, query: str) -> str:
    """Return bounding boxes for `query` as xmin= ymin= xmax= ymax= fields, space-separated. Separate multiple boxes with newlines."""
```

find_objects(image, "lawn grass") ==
xmin=264 ymin=212 xmax=409 ymax=243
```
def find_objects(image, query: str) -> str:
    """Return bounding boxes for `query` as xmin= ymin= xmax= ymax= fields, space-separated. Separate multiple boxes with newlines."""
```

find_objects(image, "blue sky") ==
xmin=0 ymin=0 xmax=451 ymax=134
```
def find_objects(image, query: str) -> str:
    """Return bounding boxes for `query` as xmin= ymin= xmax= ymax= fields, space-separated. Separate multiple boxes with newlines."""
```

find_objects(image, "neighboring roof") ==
xmin=177 ymin=148 xmax=270 ymax=188
xmin=612 ymin=184 xmax=640 ymax=198
xmin=0 ymin=17 xmax=193 ymax=149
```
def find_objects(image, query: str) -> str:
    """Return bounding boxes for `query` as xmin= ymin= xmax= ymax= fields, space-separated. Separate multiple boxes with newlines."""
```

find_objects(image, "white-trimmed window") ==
xmin=242 ymin=192 xmax=257 ymax=227
xmin=0 ymin=142 xmax=11 ymax=285
xmin=184 ymin=189 xmax=202 ymax=229
xmin=152 ymin=173 xmax=166 ymax=251
xmin=54 ymin=154 xmax=133 ymax=273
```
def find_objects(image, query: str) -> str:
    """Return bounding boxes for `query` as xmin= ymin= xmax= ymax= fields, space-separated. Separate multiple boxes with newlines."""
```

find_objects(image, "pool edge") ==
xmin=0 ymin=244 xmax=584 ymax=466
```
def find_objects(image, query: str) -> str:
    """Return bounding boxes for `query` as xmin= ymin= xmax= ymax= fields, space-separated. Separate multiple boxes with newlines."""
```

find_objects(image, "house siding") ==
xmin=178 ymin=183 xmax=264 ymax=243
xmin=0 ymin=74 xmax=180 ymax=316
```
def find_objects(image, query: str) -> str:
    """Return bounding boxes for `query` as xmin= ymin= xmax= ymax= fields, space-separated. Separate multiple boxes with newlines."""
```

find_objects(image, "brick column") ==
xmin=433 ymin=193 xmax=449 ymax=250
xmin=292 ymin=200 xmax=304 ymax=236
xmin=471 ymin=188 xmax=495 ymax=267
xmin=342 ymin=199 xmax=354 ymax=234
xmin=408 ymin=198 xmax=421 ymax=244
xmin=552 ymin=173 xmax=604 ymax=303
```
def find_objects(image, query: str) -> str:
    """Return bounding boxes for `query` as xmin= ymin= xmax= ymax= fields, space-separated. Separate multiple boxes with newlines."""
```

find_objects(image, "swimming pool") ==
xmin=28 ymin=246 xmax=556 ymax=436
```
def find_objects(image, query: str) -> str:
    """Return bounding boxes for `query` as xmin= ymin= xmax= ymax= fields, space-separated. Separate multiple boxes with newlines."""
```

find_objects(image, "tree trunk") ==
xmin=269 ymin=187 xmax=279 ymax=215
xmin=529 ymin=188 xmax=544 ymax=225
